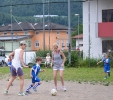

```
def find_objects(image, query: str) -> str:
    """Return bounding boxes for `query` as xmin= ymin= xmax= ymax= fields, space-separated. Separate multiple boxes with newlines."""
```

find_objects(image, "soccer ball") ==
xmin=51 ymin=89 xmax=57 ymax=96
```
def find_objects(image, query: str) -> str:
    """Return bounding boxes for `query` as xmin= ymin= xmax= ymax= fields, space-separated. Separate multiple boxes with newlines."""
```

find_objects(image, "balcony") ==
xmin=98 ymin=22 xmax=113 ymax=37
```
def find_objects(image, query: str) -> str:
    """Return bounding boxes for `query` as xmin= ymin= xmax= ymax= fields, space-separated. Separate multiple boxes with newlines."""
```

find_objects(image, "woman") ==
xmin=4 ymin=40 xmax=28 ymax=96
xmin=52 ymin=43 xmax=66 ymax=91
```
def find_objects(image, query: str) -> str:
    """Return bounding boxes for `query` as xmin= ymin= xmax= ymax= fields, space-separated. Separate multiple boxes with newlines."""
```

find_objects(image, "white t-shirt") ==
xmin=12 ymin=48 xmax=22 ymax=69
xmin=46 ymin=56 xmax=51 ymax=62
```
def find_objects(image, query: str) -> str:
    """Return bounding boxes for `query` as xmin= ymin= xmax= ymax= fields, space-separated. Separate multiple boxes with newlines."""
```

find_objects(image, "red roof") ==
xmin=72 ymin=34 xmax=83 ymax=39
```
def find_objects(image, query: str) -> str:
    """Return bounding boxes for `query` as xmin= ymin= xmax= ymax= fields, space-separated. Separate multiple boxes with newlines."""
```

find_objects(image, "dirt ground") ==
xmin=1 ymin=78 xmax=113 ymax=100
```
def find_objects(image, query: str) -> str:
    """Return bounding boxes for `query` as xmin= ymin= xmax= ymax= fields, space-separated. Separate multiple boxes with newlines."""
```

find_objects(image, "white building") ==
xmin=83 ymin=0 xmax=113 ymax=58
xmin=72 ymin=34 xmax=83 ymax=51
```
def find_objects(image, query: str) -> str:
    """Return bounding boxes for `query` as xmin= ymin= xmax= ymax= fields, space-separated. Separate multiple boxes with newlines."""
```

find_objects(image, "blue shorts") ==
xmin=32 ymin=76 xmax=40 ymax=83
xmin=104 ymin=66 xmax=110 ymax=73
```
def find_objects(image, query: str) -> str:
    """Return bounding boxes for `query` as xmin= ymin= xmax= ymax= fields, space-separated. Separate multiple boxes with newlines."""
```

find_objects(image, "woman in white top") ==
xmin=4 ymin=41 xmax=28 ymax=96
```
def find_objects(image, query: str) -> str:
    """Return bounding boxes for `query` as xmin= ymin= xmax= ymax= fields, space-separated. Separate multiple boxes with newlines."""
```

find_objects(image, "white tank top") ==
xmin=12 ymin=48 xmax=22 ymax=68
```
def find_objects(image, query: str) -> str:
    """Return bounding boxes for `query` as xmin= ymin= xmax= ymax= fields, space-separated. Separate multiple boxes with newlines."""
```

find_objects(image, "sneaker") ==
xmin=26 ymin=91 xmax=32 ymax=94
xmin=63 ymin=87 xmax=67 ymax=92
xmin=4 ymin=90 xmax=8 ymax=94
xmin=33 ymin=88 xmax=37 ymax=92
xmin=54 ymin=87 xmax=57 ymax=90
xmin=104 ymin=77 xmax=107 ymax=80
xmin=18 ymin=92 xmax=27 ymax=96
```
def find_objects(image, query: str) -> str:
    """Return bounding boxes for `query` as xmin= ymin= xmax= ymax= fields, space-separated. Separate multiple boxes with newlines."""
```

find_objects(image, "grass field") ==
xmin=0 ymin=67 xmax=113 ymax=85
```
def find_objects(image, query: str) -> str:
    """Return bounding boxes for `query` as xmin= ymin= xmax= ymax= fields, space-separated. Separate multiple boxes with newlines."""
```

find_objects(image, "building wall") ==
xmin=0 ymin=29 xmax=68 ymax=51
xmin=76 ymin=39 xmax=83 ymax=51
xmin=32 ymin=30 xmax=68 ymax=51
xmin=83 ymin=0 xmax=113 ymax=58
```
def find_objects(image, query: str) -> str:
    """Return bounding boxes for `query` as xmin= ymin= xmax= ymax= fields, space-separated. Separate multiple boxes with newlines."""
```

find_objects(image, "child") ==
xmin=4 ymin=40 xmax=28 ymax=96
xmin=8 ymin=56 xmax=13 ymax=86
xmin=26 ymin=57 xmax=45 ymax=94
xmin=45 ymin=53 xmax=52 ymax=68
xmin=97 ymin=54 xmax=110 ymax=79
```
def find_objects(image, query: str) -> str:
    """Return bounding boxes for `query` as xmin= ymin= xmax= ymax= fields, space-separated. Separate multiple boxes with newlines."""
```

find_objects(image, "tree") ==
xmin=71 ymin=24 xmax=83 ymax=47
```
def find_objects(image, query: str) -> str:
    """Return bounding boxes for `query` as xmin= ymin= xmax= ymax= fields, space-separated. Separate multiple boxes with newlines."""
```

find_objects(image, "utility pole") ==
xmin=88 ymin=0 xmax=90 ymax=67
xmin=68 ymin=0 xmax=71 ymax=65
xmin=42 ymin=0 xmax=45 ymax=51
xmin=10 ymin=6 xmax=13 ymax=52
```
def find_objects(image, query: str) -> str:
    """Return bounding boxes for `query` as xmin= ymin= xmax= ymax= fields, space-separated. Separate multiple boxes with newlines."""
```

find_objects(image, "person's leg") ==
xmin=59 ymin=70 xmax=64 ymax=86
xmin=32 ymin=77 xmax=41 ymax=92
xmin=6 ymin=76 xmax=16 ymax=90
xmin=19 ymin=75 xmax=24 ymax=92
xmin=26 ymin=83 xmax=35 ymax=94
xmin=53 ymin=70 xmax=58 ymax=89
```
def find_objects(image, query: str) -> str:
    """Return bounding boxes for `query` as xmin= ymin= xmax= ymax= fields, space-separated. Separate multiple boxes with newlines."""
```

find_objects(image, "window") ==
xmin=35 ymin=41 xmax=40 ymax=47
xmin=28 ymin=41 xmax=31 ymax=47
xmin=56 ymin=31 xmax=60 ymax=34
xmin=79 ymin=44 xmax=83 ymax=46
xmin=66 ymin=31 xmax=68 ymax=34
xmin=57 ymin=40 xmax=60 ymax=46
xmin=62 ymin=40 xmax=65 ymax=47
xmin=102 ymin=40 xmax=113 ymax=53
xmin=24 ymin=31 xmax=28 ymax=35
xmin=66 ymin=40 xmax=69 ymax=47
xmin=35 ymin=31 xmax=39 ymax=35
xmin=102 ymin=9 xmax=113 ymax=22
xmin=4 ymin=33 xmax=7 ymax=36
xmin=10 ymin=32 xmax=14 ymax=35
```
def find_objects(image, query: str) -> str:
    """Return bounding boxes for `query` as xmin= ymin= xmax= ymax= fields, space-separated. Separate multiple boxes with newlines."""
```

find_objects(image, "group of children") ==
xmin=4 ymin=42 xmax=67 ymax=96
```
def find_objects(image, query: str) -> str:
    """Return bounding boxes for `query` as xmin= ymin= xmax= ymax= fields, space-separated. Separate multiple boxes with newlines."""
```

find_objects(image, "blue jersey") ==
xmin=32 ymin=63 xmax=41 ymax=77
xmin=102 ymin=58 xmax=110 ymax=67
xmin=8 ymin=61 xmax=12 ymax=67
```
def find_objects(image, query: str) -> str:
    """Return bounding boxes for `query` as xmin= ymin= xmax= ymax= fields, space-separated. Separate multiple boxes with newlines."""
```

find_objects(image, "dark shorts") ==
xmin=32 ymin=76 xmax=40 ymax=83
xmin=11 ymin=66 xmax=23 ymax=76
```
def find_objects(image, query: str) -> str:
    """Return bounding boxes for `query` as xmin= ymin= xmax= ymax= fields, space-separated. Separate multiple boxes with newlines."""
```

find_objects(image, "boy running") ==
xmin=26 ymin=57 xmax=45 ymax=94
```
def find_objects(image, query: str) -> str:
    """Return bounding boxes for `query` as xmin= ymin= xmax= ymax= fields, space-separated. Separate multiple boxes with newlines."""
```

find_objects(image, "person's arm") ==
xmin=60 ymin=51 xmax=66 ymax=66
xmin=97 ymin=60 xmax=102 ymax=65
xmin=51 ymin=52 xmax=54 ymax=64
xmin=20 ymin=49 xmax=28 ymax=68
xmin=30 ymin=68 xmax=33 ymax=78
xmin=9 ymin=51 xmax=15 ymax=59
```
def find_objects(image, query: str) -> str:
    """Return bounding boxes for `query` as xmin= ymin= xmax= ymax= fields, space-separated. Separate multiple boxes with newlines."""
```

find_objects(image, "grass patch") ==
xmin=0 ymin=67 xmax=113 ymax=85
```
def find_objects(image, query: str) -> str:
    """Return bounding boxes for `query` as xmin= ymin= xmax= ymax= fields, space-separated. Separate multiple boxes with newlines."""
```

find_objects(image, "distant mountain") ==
xmin=0 ymin=0 xmax=82 ymax=28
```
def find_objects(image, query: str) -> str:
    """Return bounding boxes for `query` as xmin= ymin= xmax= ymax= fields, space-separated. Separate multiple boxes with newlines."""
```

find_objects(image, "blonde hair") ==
xmin=53 ymin=43 xmax=58 ymax=48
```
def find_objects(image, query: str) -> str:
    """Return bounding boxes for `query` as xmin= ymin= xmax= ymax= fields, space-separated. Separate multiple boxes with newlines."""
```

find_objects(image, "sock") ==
xmin=108 ymin=72 xmax=110 ymax=77
xmin=26 ymin=84 xmax=33 ymax=92
xmin=33 ymin=83 xmax=40 ymax=89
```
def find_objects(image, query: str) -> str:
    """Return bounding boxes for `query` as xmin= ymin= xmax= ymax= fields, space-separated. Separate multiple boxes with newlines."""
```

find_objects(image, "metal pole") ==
xmin=42 ymin=0 xmax=45 ymax=51
xmin=48 ymin=0 xmax=50 ymax=51
xmin=78 ymin=15 xmax=79 ymax=49
xmin=88 ymin=0 xmax=90 ymax=67
xmin=68 ymin=0 xmax=71 ymax=65
xmin=10 ymin=6 xmax=13 ymax=52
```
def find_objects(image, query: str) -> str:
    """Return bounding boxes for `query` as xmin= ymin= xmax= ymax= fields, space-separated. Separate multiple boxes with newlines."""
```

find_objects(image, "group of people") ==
xmin=4 ymin=41 xmax=66 ymax=96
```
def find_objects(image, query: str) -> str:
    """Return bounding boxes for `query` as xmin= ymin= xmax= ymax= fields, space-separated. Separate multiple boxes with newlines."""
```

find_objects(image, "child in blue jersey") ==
xmin=26 ymin=57 xmax=45 ymax=94
xmin=97 ymin=54 xmax=110 ymax=79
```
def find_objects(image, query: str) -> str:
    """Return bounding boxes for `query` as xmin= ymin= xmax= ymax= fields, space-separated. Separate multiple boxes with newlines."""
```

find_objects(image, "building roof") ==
xmin=0 ymin=22 xmax=74 ymax=32
xmin=0 ymin=35 xmax=32 ymax=41
xmin=72 ymin=34 xmax=83 ymax=39
xmin=0 ymin=22 xmax=35 ymax=32
xmin=33 ymin=22 xmax=71 ymax=30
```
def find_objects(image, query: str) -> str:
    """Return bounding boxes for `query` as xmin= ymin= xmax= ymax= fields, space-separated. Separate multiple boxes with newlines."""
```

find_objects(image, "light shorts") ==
xmin=11 ymin=66 xmax=23 ymax=76
xmin=53 ymin=65 xmax=64 ymax=70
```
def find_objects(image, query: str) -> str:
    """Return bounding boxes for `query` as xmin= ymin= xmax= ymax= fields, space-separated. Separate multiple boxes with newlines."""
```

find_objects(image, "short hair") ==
xmin=20 ymin=40 xmax=27 ymax=46
xmin=53 ymin=43 xmax=58 ymax=48
xmin=36 ymin=56 xmax=42 ymax=62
